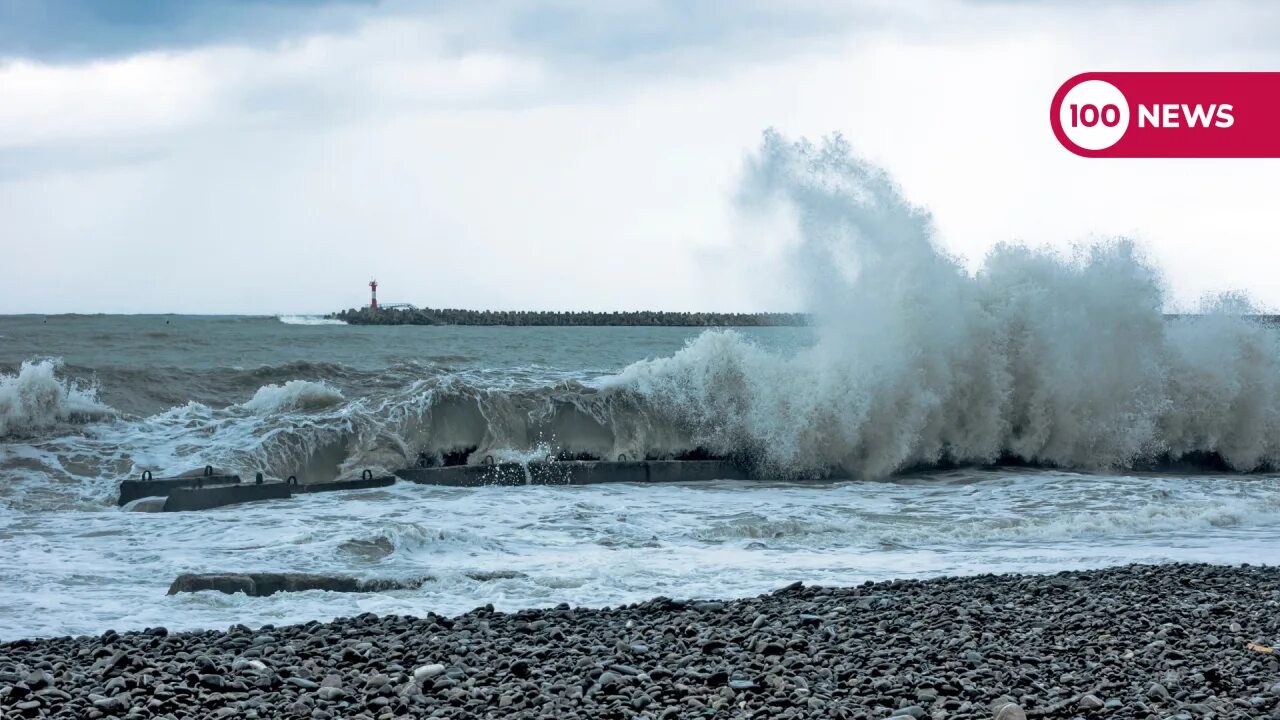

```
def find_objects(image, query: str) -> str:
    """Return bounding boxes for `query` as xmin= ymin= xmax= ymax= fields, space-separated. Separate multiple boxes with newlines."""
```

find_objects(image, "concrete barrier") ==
xmin=292 ymin=475 xmax=397 ymax=493
xmin=395 ymin=463 xmax=528 ymax=487
xmin=162 ymin=482 xmax=292 ymax=512
xmin=118 ymin=473 xmax=240 ymax=505
xmin=646 ymin=460 xmax=749 ymax=483
xmin=397 ymin=459 xmax=747 ymax=487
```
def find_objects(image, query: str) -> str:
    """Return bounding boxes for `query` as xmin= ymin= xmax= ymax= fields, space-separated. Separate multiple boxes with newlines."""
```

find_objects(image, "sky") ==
xmin=2 ymin=0 xmax=1279 ymax=314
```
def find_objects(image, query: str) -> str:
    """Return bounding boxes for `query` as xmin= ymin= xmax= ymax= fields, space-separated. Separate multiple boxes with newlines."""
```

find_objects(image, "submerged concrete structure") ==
xmin=117 ymin=469 xmax=240 ymax=506
xmin=395 ymin=459 xmax=748 ymax=487
xmin=119 ymin=461 xmax=748 ymax=511
xmin=118 ymin=469 xmax=396 ymax=510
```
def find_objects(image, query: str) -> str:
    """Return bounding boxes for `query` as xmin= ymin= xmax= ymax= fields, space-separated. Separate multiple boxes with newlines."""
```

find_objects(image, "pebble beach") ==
xmin=4 ymin=563 xmax=1280 ymax=719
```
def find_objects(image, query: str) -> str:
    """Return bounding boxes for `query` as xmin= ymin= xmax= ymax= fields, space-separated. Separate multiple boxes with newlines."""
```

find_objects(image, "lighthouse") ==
xmin=369 ymin=279 xmax=378 ymax=310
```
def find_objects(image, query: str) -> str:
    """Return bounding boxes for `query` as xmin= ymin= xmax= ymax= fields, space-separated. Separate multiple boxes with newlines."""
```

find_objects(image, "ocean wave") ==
xmin=9 ymin=132 xmax=1280 ymax=503
xmin=241 ymin=380 xmax=346 ymax=414
xmin=277 ymin=315 xmax=347 ymax=326
xmin=0 ymin=359 xmax=116 ymax=438
xmin=604 ymin=131 xmax=1280 ymax=477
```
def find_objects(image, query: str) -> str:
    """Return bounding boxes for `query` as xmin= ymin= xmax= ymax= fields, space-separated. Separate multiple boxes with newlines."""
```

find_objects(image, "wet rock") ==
xmin=167 ymin=572 xmax=432 ymax=596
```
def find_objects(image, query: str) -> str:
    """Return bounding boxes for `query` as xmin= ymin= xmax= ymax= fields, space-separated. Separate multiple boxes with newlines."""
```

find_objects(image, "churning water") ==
xmin=3 ymin=131 xmax=1280 ymax=640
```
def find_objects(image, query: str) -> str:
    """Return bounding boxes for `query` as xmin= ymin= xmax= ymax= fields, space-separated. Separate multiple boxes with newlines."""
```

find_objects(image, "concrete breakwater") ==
xmin=119 ymin=460 xmax=750 ymax=509
xmin=330 ymin=306 xmax=807 ymax=326
xmin=395 ymin=459 xmax=748 ymax=487
xmin=118 ymin=471 xmax=397 ymax=511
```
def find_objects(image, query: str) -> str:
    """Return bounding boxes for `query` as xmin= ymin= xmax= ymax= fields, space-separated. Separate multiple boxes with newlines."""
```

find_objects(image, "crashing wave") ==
xmin=606 ymin=131 xmax=1280 ymax=477
xmin=9 ymin=131 xmax=1280 ymax=494
xmin=0 ymin=359 xmax=116 ymax=438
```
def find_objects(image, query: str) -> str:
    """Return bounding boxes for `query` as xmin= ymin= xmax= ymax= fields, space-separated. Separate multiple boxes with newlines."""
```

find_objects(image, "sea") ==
xmin=3 ymin=315 xmax=1280 ymax=642
xmin=3 ymin=133 xmax=1280 ymax=641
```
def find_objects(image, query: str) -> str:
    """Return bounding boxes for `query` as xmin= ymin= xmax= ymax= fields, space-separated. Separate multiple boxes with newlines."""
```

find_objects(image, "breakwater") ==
xmin=329 ymin=307 xmax=807 ymax=326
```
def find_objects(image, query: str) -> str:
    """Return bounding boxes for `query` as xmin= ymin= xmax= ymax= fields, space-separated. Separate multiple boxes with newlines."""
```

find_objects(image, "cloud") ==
xmin=0 ymin=0 xmax=378 ymax=61
xmin=2 ymin=0 xmax=1280 ymax=314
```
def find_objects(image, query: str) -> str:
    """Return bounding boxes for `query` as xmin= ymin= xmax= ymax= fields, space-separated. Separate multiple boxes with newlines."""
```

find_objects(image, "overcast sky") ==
xmin=2 ymin=0 xmax=1279 ymax=314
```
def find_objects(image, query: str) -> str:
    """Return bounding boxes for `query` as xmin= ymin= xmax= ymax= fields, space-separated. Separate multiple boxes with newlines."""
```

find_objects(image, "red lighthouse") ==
xmin=369 ymin=279 xmax=378 ymax=310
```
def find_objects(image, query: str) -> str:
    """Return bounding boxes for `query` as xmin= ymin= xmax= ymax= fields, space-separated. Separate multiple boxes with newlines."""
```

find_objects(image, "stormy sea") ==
xmin=4 ymin=133 xmax=1280 ymax=648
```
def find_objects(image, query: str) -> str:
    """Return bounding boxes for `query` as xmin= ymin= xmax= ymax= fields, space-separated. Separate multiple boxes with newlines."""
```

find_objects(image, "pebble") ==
xmin=1078 ymin=693 xmax=1104 ymax=710
xmin=413 ymin=663 xmax=445 ymax=682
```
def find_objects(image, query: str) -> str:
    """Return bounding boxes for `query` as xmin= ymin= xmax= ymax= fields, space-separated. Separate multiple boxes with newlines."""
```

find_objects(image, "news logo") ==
xmin=1050 ymin=73 xmax=1280 ymax=157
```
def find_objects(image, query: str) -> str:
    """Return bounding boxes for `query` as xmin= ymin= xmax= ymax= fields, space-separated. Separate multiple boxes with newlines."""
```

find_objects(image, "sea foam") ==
xmin=241 ymin=380 xmax=346 ymax=414
xmin=0 ymin=359 xmax=115 ymax=437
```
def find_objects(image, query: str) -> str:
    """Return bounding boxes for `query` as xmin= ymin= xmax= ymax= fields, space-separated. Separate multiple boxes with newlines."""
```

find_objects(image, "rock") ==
xmin=199 ymin=674 xmax=226 ymax=690
xmin=1078 ymin=694 xmax=1104 ymax=710
xmin=413 ymin=664 xmax=445 ymax=682
xmin=993 ymin=701 xmax=1027 ymax=720
xmin=92 ymin=695 xmax=125 ymax=712
xmin=892 ymin=705 xmax=925 ymax=718
xmin=1147 ymin=682 xmax=1170 ymax=701
xmin=167 ymin=572 xmax=432 ymax=596
xmin=317 ymin=686 xmax=346 ymax=701
xmin=167 ymin=573 xmax=257 ymax=595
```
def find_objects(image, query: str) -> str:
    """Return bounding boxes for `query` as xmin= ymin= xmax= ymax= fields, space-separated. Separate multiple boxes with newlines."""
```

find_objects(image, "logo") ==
xmin=1050 ymin=72 xmax=1280 ymax=157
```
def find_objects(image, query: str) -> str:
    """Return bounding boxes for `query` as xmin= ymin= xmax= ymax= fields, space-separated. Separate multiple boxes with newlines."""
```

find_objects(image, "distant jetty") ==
xmin=329 ymin=306 xmax=808 ymax=327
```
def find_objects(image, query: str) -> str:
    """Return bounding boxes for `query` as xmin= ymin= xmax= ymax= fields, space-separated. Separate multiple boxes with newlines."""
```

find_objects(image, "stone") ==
xmin=167 ymin=572 xmax=432 ymax=597
xmin=412 ymin=664 xmax=445 ymax=682
xmin=993 ymin=701 xmax=1027 ymax=720
xmin=1078 ymin=694 xmax=1104 ymax=710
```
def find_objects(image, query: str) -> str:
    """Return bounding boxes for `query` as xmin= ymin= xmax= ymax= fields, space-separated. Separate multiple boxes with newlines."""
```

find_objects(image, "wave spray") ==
xmin=614 ymin=130 xmax=1280 ymax=476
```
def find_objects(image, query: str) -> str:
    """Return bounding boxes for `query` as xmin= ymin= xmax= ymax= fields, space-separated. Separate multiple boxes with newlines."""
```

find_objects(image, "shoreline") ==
xmin=3 ymin=563 xmax=1278 ymax=718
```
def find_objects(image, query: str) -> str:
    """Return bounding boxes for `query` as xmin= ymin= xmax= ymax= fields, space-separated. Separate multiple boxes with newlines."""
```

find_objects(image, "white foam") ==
xmin=0 ymin=359 xmax=115 ymax=437
xmin=277 ymin=315 xmax=347 ymax=326
xmin=3 ymin=470 xmax=1279 ymax=640
xmin=241 ymin=380 xmax=345 ymax=414
xmin=610 ymin=131 xmax=1280 ymax=477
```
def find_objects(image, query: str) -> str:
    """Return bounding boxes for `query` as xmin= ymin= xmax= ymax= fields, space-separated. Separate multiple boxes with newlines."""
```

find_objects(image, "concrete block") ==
xmin=118 ymin=474 xmax=240 ymax=505
xmin=162 ymin=482 xmax=292 ymax=512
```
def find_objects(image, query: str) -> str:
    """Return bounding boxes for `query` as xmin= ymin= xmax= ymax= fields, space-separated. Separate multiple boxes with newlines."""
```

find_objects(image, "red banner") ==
xmin=1050 ymin=72 xmax=1280 ymax=158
